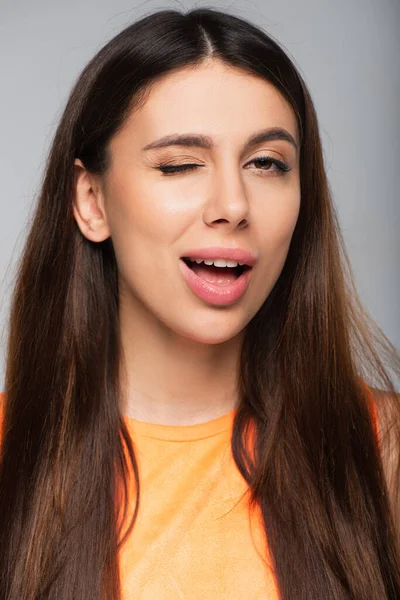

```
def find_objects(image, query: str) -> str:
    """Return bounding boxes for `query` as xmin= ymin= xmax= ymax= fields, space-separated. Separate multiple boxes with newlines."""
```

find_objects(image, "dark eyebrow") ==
xmin=141 ymin=127 xmax=298 ymax=154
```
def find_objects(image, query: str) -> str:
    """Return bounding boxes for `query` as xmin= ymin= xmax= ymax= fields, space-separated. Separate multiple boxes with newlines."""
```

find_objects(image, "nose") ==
xmin=202 ymin=160 xmax=250 ymax=231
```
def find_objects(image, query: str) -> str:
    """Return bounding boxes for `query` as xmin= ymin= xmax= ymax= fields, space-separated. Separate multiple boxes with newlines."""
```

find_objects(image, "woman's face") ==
xmin=75 ymin=59 xmax=300 ymax=344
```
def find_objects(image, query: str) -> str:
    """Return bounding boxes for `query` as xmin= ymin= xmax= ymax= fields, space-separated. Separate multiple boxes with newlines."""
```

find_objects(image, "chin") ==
xmin=170 ymin=315 xmax=247 ymax=346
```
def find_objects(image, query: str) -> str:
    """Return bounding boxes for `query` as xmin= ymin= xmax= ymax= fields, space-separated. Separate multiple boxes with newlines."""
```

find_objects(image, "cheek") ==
xmin=258 ymin=185 xmax=300 ymax=250
xmin=253 ymin=188 xmax=300 ymax=288
xmin=271 ymin=200 xmax=299 ymax=250
xmin=105 ymin=176 xmax=194 ymax=248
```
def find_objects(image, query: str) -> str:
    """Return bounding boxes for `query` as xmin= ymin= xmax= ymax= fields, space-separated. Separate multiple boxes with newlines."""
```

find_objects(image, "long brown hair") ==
xmin=0 ymin=7 xmax=399 ymax=599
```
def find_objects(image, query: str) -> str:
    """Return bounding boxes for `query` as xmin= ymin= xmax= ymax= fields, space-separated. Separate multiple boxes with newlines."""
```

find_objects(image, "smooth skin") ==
xmin=72 ymin=58 xmax=301 ymax=425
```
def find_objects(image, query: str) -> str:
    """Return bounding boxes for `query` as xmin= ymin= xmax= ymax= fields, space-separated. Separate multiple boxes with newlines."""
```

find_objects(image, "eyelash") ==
xmin=156 ymin=156 xmax=291 ymax=177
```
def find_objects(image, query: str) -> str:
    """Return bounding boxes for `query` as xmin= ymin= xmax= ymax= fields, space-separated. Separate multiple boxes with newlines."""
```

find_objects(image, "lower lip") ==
xmin=179 ymin=259 xmax=252 ymax=306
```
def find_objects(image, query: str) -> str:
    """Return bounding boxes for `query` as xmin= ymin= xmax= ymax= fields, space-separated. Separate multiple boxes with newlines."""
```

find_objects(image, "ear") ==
xmin=72 ymin=158 xmax=111 ymax=242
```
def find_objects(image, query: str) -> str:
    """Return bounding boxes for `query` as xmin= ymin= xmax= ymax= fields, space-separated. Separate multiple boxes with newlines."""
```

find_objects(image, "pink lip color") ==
xmin=179 ymin=259 xmax=252 ymax=306
xmin=182 ymin=246 xmax=257 ymax=266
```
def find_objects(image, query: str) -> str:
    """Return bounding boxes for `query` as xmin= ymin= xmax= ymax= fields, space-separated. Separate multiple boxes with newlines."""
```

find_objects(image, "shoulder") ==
xmin=0 ymin=392 xmax=3 ymax=449
xmin=368 ymin=386 xmax=400 ymax=539
xmin=369 ymin=386 xmax=400 ymax=451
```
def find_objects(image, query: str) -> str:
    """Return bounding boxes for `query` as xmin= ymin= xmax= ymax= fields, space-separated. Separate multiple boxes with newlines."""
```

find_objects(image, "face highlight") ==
xmin=80 ymin=59 xmax=301 ymax=345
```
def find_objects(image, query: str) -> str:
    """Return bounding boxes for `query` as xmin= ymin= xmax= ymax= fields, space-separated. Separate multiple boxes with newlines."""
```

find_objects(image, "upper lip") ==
xmin=181 ymin=247 xmax=257 ymax=267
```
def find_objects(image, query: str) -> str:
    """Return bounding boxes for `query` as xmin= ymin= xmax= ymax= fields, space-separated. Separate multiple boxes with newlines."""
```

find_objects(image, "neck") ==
xmin=118 ymin=295 xmax=242 ymax=426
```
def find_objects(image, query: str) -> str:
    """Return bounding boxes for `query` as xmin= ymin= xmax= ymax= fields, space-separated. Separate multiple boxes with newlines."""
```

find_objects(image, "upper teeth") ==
xmin=188 ymin=257 xmax=244 ymax=267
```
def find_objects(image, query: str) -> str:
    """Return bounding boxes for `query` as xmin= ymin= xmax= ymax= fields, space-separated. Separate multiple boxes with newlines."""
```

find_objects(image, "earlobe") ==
xmin=72 ymin=159 xmax=111 ymax=242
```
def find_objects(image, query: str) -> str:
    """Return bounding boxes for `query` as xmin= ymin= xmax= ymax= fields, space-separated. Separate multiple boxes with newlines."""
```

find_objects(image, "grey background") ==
xmin=0 ymin=0 xmax=399 ymax=388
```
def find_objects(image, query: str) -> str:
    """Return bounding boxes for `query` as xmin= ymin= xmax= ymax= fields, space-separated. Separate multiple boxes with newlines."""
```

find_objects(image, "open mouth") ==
xmin=181 ymin=257 xmax=251 ymax=283
xmin=179 ymin=256 xmax=253 ymax=304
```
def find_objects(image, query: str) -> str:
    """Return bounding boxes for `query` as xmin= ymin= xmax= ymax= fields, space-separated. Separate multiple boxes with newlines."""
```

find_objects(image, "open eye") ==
xmin=246 ymin=156 xmax=290 ymax=175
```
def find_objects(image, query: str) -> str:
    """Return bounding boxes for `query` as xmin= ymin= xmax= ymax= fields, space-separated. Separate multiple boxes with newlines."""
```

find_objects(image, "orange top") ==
xmin=119 ymin=410 xmax=278 ymax=599
xmin=0 ymin=387 xmax=379 ymax=599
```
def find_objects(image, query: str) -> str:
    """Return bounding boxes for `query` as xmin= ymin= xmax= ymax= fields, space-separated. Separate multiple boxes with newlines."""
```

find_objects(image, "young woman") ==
xmin=0 ymin=7 xmax=399 ymax=600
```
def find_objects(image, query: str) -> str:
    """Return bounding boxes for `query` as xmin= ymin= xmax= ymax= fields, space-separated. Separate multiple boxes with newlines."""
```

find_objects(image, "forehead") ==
xmin=114 ymin=60 xmax=299 ymax=150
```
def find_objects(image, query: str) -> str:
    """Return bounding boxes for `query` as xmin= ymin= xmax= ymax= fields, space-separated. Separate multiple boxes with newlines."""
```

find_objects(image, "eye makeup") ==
xmin=154 ymin=155 xmax=292 ymax=177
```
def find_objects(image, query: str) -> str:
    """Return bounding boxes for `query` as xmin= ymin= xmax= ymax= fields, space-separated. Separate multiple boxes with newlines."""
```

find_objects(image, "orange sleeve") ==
xmin=360 ymin=380 xmax=380 ymax=448
xmin=0 ymin=391 xmax=4 ymax=432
